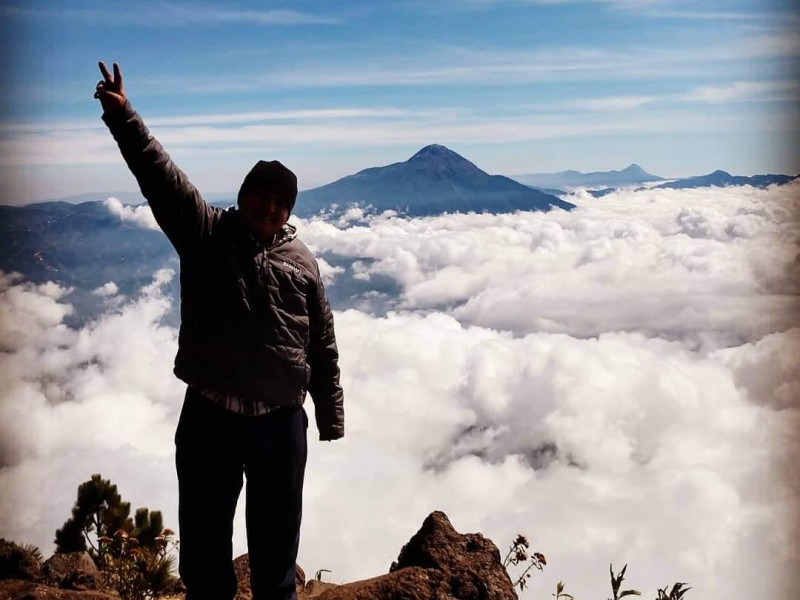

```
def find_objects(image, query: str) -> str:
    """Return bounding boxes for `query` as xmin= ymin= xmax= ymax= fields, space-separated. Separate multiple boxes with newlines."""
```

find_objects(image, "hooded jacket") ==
xmin=102 ymin=101 xmax=344 ymax=441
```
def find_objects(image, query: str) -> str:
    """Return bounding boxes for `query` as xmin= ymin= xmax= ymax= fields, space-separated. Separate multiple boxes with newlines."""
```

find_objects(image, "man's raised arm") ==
xmin=96 ymin=61 xmax=217 ymax=254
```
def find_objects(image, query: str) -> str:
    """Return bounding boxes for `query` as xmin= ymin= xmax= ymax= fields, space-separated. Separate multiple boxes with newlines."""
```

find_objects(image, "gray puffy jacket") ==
xmin=103 ymin=101 xmax=344 ymax=440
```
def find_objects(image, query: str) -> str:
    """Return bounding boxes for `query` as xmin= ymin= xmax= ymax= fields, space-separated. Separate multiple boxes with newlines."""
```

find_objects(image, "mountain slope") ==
xmin=296 ymin=144 xmax=574 ymax=216
xmin=0 ymin=201 xmax=174 ymax=288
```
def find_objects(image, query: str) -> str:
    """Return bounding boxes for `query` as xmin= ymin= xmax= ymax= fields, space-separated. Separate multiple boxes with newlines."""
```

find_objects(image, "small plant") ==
xmin=608 ymin=564 xmax=641 ymax=600
xmin=552 ymin=580 xmax=574 ymax=600
xmin=97 ymin=527 xmax=178 ymax=600
xmin=502 ymin=534 xmax=546 ymax=593
xmin=655 ymin=582 xmax=691 ymax=600
xmin=315 ymin=568 xmax=332 ymax=582
xmin=499 ymin=535 xmax=689 ymax=600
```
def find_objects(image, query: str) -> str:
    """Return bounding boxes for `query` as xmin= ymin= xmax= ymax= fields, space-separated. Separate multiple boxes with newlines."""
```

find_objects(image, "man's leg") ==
xmin=175 ymin=387 xmax=244 ymax=600
xmin=244 ymin=406 xmax=308 ymax=600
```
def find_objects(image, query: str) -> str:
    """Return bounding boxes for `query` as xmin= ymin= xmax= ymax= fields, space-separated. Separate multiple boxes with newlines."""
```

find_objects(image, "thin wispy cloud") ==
xmin=568 ymin=95 xmax=659 ymax=111
xmin=154 ymin=3 xmax=341 ymax=26
xmin=0 ymin=107 xmax=457 ymax=135
xmin=0 ymin=1 xmax=341 ymax=27
xmin=0 ymin=107 xmax=769 ymax=168
xmin=447 ymin=0 xmax=770 ymax=20
xmin=121 ymin=35 xmax=799 ymax=96
xmin=560 ymin=80 xmax=800 ymax=112
xmin=682 ymin=80 xmax=800 ymax=103
xmin=144 ymin=107 xmax=457 ymax=127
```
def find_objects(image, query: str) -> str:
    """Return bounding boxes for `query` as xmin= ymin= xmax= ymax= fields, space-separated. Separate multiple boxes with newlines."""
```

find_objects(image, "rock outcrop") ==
xmin=0 ymin=550 xmax=112 ymax=600
xmin=309 ymin=511 xmax=516 ymax=600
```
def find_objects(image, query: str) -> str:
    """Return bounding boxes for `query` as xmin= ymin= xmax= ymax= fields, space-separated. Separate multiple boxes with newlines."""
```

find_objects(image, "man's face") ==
xmin=239 ymin=190 xmax=290 ymax=240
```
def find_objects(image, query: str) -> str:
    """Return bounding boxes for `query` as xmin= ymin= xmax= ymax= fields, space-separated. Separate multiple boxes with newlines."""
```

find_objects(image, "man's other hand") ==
xmin=95 ymin=61 xmax=127 ymax=113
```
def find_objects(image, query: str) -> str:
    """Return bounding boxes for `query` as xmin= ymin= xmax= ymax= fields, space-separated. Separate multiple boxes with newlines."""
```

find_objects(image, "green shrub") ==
xmin=0 ymin=538 xmax=43 ymax=581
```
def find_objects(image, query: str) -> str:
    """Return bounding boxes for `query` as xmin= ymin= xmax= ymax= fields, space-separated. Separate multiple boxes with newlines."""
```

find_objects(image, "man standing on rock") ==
xmin=95 ymin=62 xmax=345 ymax=600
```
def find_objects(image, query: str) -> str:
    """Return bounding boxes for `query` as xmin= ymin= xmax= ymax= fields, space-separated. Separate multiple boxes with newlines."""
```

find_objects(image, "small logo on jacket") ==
xmin=282 ymin=260 xmax=302 ymax=275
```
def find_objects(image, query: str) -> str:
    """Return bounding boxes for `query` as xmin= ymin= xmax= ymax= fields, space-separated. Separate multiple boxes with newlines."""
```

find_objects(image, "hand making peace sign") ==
xmin=94 ymin=61 xmax=127 ymax=113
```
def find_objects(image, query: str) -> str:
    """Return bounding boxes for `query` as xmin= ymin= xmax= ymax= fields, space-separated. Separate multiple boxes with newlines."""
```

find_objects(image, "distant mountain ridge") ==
xmin=585 ymin=169 xmax=799 ymax=196
xmin=296 ymin=144 xmax=574 ymax=216
xmin=512 ymin=163 xmax=664 ymax=189
xmin=655 ymin=170 xmax=798 ymax=190
xmin=10 ymin=191 xmax=235 ymax=209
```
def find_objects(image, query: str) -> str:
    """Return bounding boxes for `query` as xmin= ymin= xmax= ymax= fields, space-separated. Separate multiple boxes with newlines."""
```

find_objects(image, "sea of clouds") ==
xmin=1 ymin=183 xmax=798 ymax=599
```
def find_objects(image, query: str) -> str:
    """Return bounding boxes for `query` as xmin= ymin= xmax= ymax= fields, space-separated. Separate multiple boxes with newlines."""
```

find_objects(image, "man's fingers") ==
xmin=113 ymin=62 xmax=122 ymax=86
xmin=98 ymin=61 xmax=113 ymax=84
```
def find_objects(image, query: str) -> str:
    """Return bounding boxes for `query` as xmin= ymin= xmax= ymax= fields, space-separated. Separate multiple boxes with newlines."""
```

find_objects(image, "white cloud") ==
xmin=303 ymin=310 xmax=799 ymax=599
xmin=92 ymin=282 xmax=119 ymax=297
xmin=1 ymin=183 xmax=798 ymax=599
xmin=297 ymin=183 xmax=800 ymax=348
xmin=0 ymin=272 xmax=73 ymax=352
xmin=316 ymin=257 xmax=345 ymax=286
xmin=104 ymin=197 xmax=160 ymax=230
xmin=711 ymin=330 xmax=800 ymax=410
xmin=0 ymin=269 xmax=184 ymax=548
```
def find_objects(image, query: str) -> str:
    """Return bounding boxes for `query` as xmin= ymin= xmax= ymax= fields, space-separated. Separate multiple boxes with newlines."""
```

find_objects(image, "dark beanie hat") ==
xmin=237 ymin=160 xmax=298 ymax=213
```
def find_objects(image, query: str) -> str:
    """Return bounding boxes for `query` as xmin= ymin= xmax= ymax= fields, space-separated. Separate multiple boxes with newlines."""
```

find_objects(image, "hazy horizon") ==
xmin=1 ymin=0 xmax=799 ymax=205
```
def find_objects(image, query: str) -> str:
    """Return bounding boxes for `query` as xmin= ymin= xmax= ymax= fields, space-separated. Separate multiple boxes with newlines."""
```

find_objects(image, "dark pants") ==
xmin=175 ymin=387 xmax=308 ymax=600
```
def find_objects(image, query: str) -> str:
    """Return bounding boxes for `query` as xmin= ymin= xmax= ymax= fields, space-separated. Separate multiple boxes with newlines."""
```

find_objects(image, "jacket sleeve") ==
xmin=307 ymin=261 xmax=345 ymax=441
xmin=102 ymin=100 xmax=219 ymax=254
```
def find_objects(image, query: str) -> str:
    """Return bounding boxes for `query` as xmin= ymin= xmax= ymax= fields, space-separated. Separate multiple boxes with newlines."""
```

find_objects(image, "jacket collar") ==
xmin=228 ymin=206 xmax=297 ymax=251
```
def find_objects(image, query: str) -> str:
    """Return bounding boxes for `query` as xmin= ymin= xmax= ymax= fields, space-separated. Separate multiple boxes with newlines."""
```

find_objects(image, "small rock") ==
xmin=304 ymin=579 xmax=339 ymax=598
xmin=232 ymin=555 xmax=306 ymax=599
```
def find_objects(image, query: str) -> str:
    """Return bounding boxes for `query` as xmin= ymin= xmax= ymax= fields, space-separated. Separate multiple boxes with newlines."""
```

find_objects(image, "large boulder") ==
xmin=316 ymin=511 xmax=516 ymax=600
xmin=40 ymin=553 xmax=102 ymax=591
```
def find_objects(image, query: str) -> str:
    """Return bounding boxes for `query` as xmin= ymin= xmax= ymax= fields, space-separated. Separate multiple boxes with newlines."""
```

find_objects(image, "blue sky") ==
xmin=1 ymin=0 xmax=798 ymax=204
